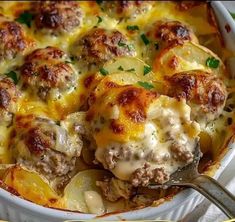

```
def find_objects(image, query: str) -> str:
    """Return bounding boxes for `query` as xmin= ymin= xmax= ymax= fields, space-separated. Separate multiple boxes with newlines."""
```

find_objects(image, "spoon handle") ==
xmin=190 ymin=174 xmax=235 ymax=218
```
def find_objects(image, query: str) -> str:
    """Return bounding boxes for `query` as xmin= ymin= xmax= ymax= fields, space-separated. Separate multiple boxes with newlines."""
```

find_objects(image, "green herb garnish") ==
xmin=5 ymin=71 xmax=18 ymax=84
xmin=154 ymin=43 xmax=159 ymax=50
xmin=143 ymin=65 xmax=152 ymax=75
xmin=118 ymin=41 xmax=126 ymax=47
xmin=97 ymin=16 xmax=102 ymax=24
xmin=127 ymin=25 xmax=139 ymax=31
xmin=230 ymin=12 xmax=235 ymax=19
xmin=99 ymin=68 xmax=109 ymax=76
xmin=138 ymin=81 xmax=154 ymax=90
xmin=96 ymin=0 xmax=103 ymax=4
xmin=126 ymin=68 xmax=135 ymax=72
xmin=118 ymin=66 xmax=124 ymax=71
xmin=140 ymin=34 xmax=150 ymax=45
xmin=16 ymin=12 xmax=33 ymax=28
xmin=206 ymin=57 xmax=220 ymax=69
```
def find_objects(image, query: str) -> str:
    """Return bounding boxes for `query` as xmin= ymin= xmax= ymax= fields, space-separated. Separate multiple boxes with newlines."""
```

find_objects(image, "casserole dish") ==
xmin=0 ymin=1 xmax=235 ymax=221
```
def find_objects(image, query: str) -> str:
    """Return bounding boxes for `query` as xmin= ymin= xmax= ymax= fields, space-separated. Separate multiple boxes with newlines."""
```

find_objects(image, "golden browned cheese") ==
xmin=164 ymin=70 xmax=227 ymax=122
xmin=33 ymin=1 xmax=83 ymax=35
xmin=20 ymin=46 xmax=77 ymax=101
xmin=86 ymin=78 xmax=158 ymax=147
xmin=0 ymin=14 xmax=33 ymax=60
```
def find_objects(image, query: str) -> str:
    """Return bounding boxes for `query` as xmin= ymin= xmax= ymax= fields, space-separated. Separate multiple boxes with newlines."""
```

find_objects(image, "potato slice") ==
xmin=3 ymin=166 xmax=62 ymax=208
xmin=153 ymin=42 xmax=226 ymax=79
xmin=102 ymin=57 xmax=156 ymax=82
xmin=63 ymin=169 xmax=111 ymax=213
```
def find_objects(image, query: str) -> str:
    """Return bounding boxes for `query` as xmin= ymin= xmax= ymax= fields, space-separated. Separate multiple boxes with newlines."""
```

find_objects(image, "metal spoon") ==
xmin=148 ymin=143 xmax=235 ymax=218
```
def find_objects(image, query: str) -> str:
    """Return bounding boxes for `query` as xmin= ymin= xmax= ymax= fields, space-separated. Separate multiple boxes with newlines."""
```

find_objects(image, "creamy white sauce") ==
xmin=95 ymin=95 xmax=200 ymax=182
xmin=84 ymin=190 xmax=105 ymax=214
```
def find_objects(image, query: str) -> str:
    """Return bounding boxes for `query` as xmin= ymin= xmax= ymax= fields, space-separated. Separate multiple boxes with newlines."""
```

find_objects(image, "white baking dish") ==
xmin=0 ymin=2 xmax=235 ymax=221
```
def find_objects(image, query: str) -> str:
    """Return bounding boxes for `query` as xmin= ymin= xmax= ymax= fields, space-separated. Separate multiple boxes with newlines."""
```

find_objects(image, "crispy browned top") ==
xmin=34 ymin=1 xmax=83 ymax=34
xmin=165 ymin=70 xmax=227 ymax=114
xmin=72 ymin=28 xmax=135 ymax=67
xmin=20 ymin=46 xmax=76 ymax=100
xmin=0 ymin=15 xmax=33 ymax=60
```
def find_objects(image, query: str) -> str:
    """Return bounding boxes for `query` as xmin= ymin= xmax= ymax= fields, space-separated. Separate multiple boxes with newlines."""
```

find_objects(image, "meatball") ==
xmin=97 ymin=178 xmax=134 ymax=202
xmin=0 ymin=15 xmax=33 ymax=60
xmin=164 ymin=70 xmax=227 ymax=123
xmin=100 ymin=1 xmax=154 ymax=20
xmin=34 ymin=1 xmax=83 ymax=35
xmin=146 ymin=20 xmax=198 ymax=48
xmin=11 ymin=115 xmax=82 ymax=188
xmin=71 ymin=28 xmax=136 ymax=69
xmin=0 ymin=76 xmax=18 ymax=125
xmin=20 ymin=46 xmax=77 ymax=101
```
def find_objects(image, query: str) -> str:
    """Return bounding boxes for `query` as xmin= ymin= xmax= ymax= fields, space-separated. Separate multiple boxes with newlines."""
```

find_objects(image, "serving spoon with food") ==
xmin=148 ymin=143 xmax=235 ymax=218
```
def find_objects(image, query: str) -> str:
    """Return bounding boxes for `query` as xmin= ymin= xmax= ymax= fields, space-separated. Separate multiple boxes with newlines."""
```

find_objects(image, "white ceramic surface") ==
xmin=0 ymin=2 xmax=235 ymax=221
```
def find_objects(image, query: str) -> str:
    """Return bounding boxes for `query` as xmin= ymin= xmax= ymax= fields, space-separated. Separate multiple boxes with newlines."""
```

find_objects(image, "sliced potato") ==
xmin=153 ymin=42 xmax=226 ymax=79
xmin=3 ymin=166 xmax=63 ymax=208
xmin=102 ymin=57 xmax=156 ymax=82
xmin=63 ymin=169 xmax=111 ymax=213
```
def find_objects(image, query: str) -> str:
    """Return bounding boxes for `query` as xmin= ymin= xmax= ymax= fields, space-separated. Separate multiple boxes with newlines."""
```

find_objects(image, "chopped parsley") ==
xmin=5 ymin=71 xmax=18 ymax=84
xmin=230 ymin=12 xmax=235 ymax=19
xmin=97 ymin=16 xmax=102 ymax=24
xmin=206 ymin=57 xmax=220 ymax=69
xmin=140 ymin=34 xmax=150 ymax=45
xmin=99 ymin=67 xmax=109 ymax=76
xmin=16 ymin=12 xmax=33 ymax=28
xmin=127 ymin=44 xmax=135 ymax=51
xmin=143 ymin=65 xmax=152 ymax=75
xmin=154 ymin=43 xmax=159 ymax=50
xmin=118 ymin=66 xmax=124 ymax=71
xmin=96 ymin=0 xmax=103 ymax=4
xmin=126 ymin=68 xmax=135 ymax=72
xmin=118 ymin=41 xmax=126 ymax=47
xmin=127 ymin=25 xmax=139 ymax=31
xmin=138 ymin=81 xmax=154 ymax=90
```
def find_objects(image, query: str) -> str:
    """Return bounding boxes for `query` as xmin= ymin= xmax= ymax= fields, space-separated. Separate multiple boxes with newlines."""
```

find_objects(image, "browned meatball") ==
xmin=146 ymin=20 xmax=198 ymax=48
xmin=0 ymin=15 xmax=33 ymax=60
xmin=34 ymin=1 xmax=83 ymax=35
xmin=71 ymin=28 xmax=136 ymax=69
xmin=164 ymin=70 xmax=227 ymax=122
xmin=11 ymin=115 xmax=82 ymax=189
xmin=20 ymin=46 xmax=77 ymax=101
xmin=0 ymin=76 xmax=18 ymax=125
xmin=100 ymin=1 xmax=154 ymax=19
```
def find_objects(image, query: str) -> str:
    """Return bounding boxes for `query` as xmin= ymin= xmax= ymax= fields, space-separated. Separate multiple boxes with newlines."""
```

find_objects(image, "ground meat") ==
xmin=0 ymin=15 xmax=33 ymax=60
xmin=164 ymin=70 xmax=227 ymax=122
xmin=34 ymin=1 xmax=83 ymax=35
xmin=20 ymin=46 xmax=77 ymax=101
xmin=131 ymin=163 xmax=169 ymax=187
xmin=0 ymin=76 xmax=18 ymax=124
xmin=146 ymin=20 xmax=198 ymax=48
xmin=170 ymin=143 xmax=194 ymax=163
xmin=97 ymin=178 xmax=134 ymax=202
xmin=71 ymin=28 xmax=135 ymax=69
xmin=100 ymin=1 xmax=154 ymax=20
xmin=11 ymin=115 xmax=82 ymax=184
